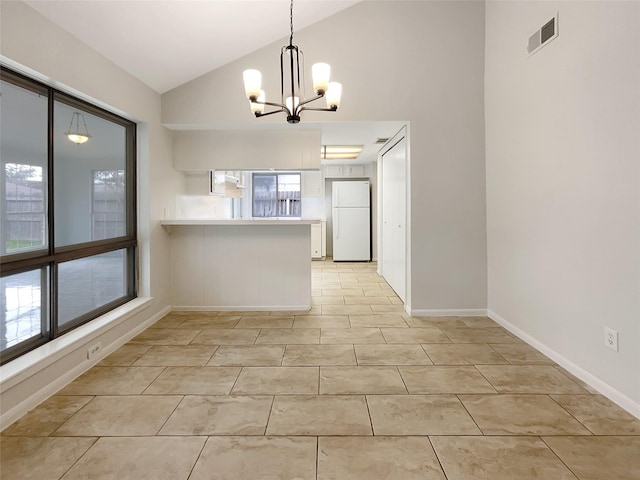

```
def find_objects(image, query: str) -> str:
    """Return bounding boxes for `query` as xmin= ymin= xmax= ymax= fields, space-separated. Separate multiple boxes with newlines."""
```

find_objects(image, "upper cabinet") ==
xmin=301 ymin=170 xmax=324 ymax=198
xmin=173 ymin=129 xmax=321 ymax=171
xmin=324 ymin=164 xmax=367 ymax=178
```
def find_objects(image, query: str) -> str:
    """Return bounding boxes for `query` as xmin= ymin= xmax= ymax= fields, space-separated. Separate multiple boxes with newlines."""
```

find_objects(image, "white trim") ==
xmin=0 ymin=299 xmax=167 ymax=430
xmin=172 ymin=305 xmax=311 ymax=312
xmin=488 ymin=309 xmax=640 ymax=420
xmin=409 ymin=308 xmax=488 ymax=317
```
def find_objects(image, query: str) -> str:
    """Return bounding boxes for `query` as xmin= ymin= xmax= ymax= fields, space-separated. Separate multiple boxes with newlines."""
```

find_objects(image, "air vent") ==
xmin=528 ymin=13 xmax=558 ymax=56
xmin=375 ymin=138 xmax=389 ymax=144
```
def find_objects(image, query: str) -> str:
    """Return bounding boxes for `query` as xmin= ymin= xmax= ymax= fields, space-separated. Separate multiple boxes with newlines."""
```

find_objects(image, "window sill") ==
xmin=0 ymin=297 xmax=153 ymax=392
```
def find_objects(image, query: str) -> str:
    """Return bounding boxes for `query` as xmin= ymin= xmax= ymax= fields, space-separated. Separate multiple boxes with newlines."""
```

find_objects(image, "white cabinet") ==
xmin=311 ymin=221 xmax=326 ymax=259
xmin=324 ymin=164 xmax=367 ymax=178
xmin=302 ymin=170 xmax=324 ymax=197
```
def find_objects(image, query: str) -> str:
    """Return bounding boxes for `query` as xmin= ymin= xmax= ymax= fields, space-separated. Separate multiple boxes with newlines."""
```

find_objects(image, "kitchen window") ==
xmin=252 ymin=173 xmax=301 ymax=217
xmin=0 ymin=67 xmax=137 ymax=364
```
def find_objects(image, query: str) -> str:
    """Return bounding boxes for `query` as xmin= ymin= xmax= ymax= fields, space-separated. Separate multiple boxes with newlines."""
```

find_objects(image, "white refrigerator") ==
xmin=332 ymin=181 xmax=370 ymax=261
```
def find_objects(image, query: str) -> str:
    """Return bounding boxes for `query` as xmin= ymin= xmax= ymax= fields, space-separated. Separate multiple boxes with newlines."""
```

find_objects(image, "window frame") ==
xmin=0 ymin=66 xmax=137 ymax=364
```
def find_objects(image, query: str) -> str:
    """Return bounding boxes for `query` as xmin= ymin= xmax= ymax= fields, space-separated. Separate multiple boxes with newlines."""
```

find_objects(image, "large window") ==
xmin=0 ymin=67 xmax=137 ymax=364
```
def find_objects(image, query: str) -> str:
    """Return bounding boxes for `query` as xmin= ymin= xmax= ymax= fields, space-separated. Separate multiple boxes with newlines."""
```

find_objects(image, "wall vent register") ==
xmin=528 ymin=13 xmax=559 ymax=56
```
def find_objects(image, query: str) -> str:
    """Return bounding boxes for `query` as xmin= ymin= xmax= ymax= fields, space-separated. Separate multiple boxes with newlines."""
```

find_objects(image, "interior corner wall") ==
xmin=485 ymin=1 xmax=640 ymax=409
xmin=0 ymin=0 xmax=182 ymax=424
xmin=162 ymin=1 xmax=488 ymax=312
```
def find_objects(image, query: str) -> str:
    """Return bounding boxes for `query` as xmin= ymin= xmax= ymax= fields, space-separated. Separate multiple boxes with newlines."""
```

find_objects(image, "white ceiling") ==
xmin=25 ymin=0 xmax=361 ymax=94
xmin=22 ymin=0 xmax=404 ymax=162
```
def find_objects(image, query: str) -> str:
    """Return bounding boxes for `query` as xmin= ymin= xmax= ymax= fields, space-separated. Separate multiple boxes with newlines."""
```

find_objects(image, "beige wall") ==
xmin=485 ymin=1 xmax=640 ymax=412
xmin=162 ymin=1 xmax=489 ymax=313
xmin=0 ymin=0 xmax=182 ymax=425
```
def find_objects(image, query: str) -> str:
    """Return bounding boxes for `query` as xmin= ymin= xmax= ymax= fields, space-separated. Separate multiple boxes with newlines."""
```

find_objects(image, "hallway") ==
xmin=1 ymin=261 xmax=639 ymax=479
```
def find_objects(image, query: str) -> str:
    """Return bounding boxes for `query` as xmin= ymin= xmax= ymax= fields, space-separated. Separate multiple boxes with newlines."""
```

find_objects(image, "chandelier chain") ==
xmin=289 ymin=0 xmax=294 ymax=45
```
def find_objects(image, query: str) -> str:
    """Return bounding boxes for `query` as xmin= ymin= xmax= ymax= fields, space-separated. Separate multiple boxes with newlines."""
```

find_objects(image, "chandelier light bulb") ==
xmin=325 ymin=82 xmax=342 ymax=109
xmin=312 ymin=63 xmax=331 ymax=94
xmin=243 ymin=69 xmax=262 ymax=100
xmin=250 ymin=90 xmax=266 ymax=114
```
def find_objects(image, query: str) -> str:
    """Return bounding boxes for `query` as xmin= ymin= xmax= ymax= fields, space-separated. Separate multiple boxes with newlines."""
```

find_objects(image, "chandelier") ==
xmin=242 ymin=0 xmax=342 ymax=124
xmin=65 ymin=111 xmax=91 ymax=145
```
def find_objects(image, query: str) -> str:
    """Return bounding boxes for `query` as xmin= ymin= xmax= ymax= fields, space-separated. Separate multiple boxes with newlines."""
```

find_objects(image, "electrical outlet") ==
xmin=87 ymin=342 xmax=103 ymax=359
xmin=604 ymin=327 xmax=618 ymax=352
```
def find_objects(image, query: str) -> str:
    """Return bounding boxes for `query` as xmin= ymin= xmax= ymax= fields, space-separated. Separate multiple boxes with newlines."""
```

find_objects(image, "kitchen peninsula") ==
xmin=161 ymin=218 xmax=320 ymax=310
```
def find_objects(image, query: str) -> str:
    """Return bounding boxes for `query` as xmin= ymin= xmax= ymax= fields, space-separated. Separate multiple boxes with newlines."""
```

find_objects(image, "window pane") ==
xmin=1 ymin=80 xmax=48 ymax=255
xmin=58 ymin=249 xmax=127 ymax=328
xmin=253 ymin=174 xmax=277 ymax=217
xmin=1 ymin=267 xmax=48 ymax=352
xmin=54 ymin=101 xmax=126 ymax=247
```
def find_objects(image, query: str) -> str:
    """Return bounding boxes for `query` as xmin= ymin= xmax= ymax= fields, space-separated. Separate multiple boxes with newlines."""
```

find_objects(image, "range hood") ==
xmin=209 ymin=170 xmax=246 ymax=197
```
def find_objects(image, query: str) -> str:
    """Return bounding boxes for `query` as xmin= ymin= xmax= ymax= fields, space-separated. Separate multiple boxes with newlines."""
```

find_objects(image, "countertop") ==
xmin=161 ymin=218 xmax=322 ymax=226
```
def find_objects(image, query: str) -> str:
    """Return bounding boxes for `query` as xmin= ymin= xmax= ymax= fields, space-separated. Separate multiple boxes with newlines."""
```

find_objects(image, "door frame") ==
xmin=377 ymin=125 xmax=411 ymax=312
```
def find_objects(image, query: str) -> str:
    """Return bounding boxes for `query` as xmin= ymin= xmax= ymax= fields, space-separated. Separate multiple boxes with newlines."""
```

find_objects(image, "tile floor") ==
xmin=2 ymin=260 xmax=640 ymax=479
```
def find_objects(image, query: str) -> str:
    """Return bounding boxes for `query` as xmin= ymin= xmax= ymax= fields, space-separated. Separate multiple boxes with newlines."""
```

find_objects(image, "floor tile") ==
xmin=189 ymin=436 xmax=317 ymax=480
xmin=255 ymin=328 xmax=320 ymax=344
xmin=398 ymin=366 xmax=497 ymax=394
xmin=459 ymin=394 xmax=592 ymax=435
xmin=133 ymin=345 xmax=218 ymax=366
xmin=367 ymin=395 xmax=481 ymax=435
xmin=143 ymin=366 xmax=240 ymax=395
xmin=458 ymin=316 xmax=501 ymax=328
xmin=293 ymin=315 xmax=350 ymax=328
xmin=381 ymin=327 xmax=450 ymax=344
xmin=266 ymin=395 xmax=372 ymax=435
xmin=320 ymin=366 xmax=407 ymax=394
xmin=232 ymin=367 xmax=319 ymax=394
xmin=321 ymin=327 xmax=385 ymax=344
xmin=475 ymin=365 xmax=588 ymax=393
xmin=235 ymin=316 xmax=294 ymax=328
xmin=553 ymin=367 xmax=599 ymax=394
xmin=431 ymin=436 xmax=578 ymax=480
xmin=283 ymin=345 xmax=357 ymax=366
xmin=405 ymin=317 xmax=468 ymax=328
xmin=149 ymin=315 xmax=190 ymax=329
xmin=281 ymin=305 xmax=322 ymax=316
xmin=423 ymin=343 xmax=508 ymax=365
xmin=57 ymin=366 xmax=164 ymax=395
xmin=178 ymin=316 xmax=241 ymax=329
xmin=129 ymin=328 xmax=201 ymax=345
xmin=349 ymin=314 xmax=407 ymax=327
xmin=355 ymin=345 xmax=432 ymax=365
xmin=207 ymin=345 xmax=285 ymax=366
xmin=159 ymin=395 xmax=273 ymax=435
xmin=61 ymin=436 xmax=206 ymax=480
xmin=190 ymin=328 xmax=260 ymax=345
xmin=321 ymin=304 xmax=372 ymax=315
xmin=543 ymin=436 xmax=640 ymax=480
xmin=344 ymin=296 xmax=392 ymax=304
xmin=98 ymin=344 xmax=151 ymax=366
xmin=318 ymin=436 xmax=446 ymax=480
xmin=312 ymin=296 xmax=346 ymax=305
xmin=322 ymin=288 xmax=365 ymax=296
xmin=1 ymin=396 xmax=93 ymax=437
xmin=53 ymin=395 xmax=181 ymax=436
xmin=550 ymin=394 xmax=640 ymax=434
xmin=371 ymin=304 xmax=406 ymax=314
xmin=0 ymin=437 xmax=96 ymax=480
xmin=440 ymin=327 xmax=520 ymax=343
xmin=489 ymin=343 xmax=555 ymax=364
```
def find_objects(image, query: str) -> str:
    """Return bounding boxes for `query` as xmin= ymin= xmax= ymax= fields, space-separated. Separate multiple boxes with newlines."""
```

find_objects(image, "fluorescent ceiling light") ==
xmin=321 ymin=145 xmax=363 ymax=160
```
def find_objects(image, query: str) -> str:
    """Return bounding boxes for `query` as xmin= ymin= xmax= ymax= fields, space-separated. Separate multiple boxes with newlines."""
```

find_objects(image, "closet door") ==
xmin=381 ymin=136 xmax=407 ymax=301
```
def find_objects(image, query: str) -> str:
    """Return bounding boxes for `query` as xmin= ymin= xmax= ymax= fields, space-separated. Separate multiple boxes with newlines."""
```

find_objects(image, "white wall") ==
xmin=163 ymin=1 xmax=488 ymax=313
xmin=0 ymin=1 xmax=183 ymax=427
xmin=485 ymin=1 xmax=640 ymax=412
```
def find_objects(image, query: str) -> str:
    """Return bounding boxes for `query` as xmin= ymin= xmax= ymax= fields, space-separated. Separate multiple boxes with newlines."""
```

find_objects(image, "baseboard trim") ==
xmin=409 ymin=308 xmax=488 ymax=317
xmin=0 ymin=302 xmax=169 ymax=431
xmin=488 ymin=309 xmax=640 ymax=420
xmin=172 ymin=305 xmax=312 ymax=312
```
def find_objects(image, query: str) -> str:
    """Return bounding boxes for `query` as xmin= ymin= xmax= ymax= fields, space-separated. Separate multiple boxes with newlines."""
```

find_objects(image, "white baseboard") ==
xmin=488 ymin=309 xmax=640 ymax=420
xmin=0 ymin=302 xmax=170 ymax=431
xmin=409 ymin=308 xmax=488 ymax=317
xmin=172 ymin=305 xmax=311 ymax=312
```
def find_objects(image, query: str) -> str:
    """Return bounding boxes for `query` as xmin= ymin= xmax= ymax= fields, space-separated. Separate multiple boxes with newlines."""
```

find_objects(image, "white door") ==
xmin=381 ymin=137 xmax=406 ymax=301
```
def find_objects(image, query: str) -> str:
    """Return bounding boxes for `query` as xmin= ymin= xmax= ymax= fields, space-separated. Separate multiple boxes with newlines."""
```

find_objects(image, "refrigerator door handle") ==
xmin=335 ymin=212 xmax=339 ymax=239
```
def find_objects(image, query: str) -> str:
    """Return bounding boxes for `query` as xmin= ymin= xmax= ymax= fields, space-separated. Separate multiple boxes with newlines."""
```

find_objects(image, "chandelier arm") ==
xmin=296 ymin=94 xmax=324 ymax=108
xmin=298 ymin=106 xmax=338 ymax=113
xmin=255 ymin=107 xmax=288 ymax=118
